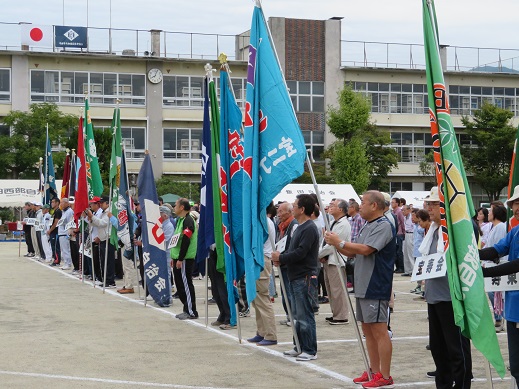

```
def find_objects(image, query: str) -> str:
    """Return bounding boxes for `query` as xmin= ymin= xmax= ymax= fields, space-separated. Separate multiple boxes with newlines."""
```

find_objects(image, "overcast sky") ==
xmin=1 ymin=0 xmax=518 ymax=57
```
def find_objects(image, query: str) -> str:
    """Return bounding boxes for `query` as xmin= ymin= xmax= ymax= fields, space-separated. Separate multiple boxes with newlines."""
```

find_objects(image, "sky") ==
xmin=1 ymin=0 xmax=518 ymax=60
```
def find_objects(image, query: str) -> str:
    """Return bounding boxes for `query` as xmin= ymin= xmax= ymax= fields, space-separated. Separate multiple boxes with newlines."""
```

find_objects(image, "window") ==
xmin=302 ymin=130 xmax=325 ymax=161
xmin=30 ymin=70 xmax=145 ymax=105
xmin=121 ymin=127 xmax=146 ymax=159
xmin=389 ymin=131 xmax=433 ymax=163
xmin=288 ymin=81 xmax=325 ymax=113
xmin=389 ymin=182 xmax=413 ymax=192
xmin=163 ymin=128 xmax=202 ymax=160
xmin=0 ymin=125 xmax=10 ymax=136
xmin=352 ymin=81 xmax=428 ymax=114
xmin=163 ymin=75 xmax=205 ymax=108
xmin=0 ymin=69 xmax=10 ymax=101
xmin=449 ymin=84 xmax=517 ymax=116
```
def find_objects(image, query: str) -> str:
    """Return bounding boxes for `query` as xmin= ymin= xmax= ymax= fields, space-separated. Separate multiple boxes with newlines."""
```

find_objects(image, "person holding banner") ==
xmin=58 ymin=198 xmax=74 ymax=271
xmin=421 ymin=186 xmax=472 ymax=389
xmin=41 ymin=204 xmax=53 ymax=262
xmin=272 ymin=194 xmax=320 ymax=362
xmin=479 ymin=187 xmax=519 ymax=387
xmin=325 ymin=190 xmax=395 ymax=388
xmin=47 ymin=198 xmax=62 ymax=266
xmin=33 ymin=202 xmax=45 ymax=261
xmin=171 ymin=198 xmax=198 ymax=320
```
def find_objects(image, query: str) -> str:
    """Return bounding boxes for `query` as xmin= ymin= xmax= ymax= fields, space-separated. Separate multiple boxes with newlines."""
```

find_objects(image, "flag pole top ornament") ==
xmin=204 ymin=63 xmax=215 ymax=80
xmin=218 ymin=53 xmax=228 ymax=64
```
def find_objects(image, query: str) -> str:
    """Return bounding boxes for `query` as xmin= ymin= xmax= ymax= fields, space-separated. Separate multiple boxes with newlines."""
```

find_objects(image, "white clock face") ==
xmin=148 ymin=68 xmax=163 ymax=84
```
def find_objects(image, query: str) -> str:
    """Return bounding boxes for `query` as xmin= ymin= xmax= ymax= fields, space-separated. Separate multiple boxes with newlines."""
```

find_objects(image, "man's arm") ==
xmin=482 ymin=260 xmax=519 ymax=277
xmin=324 ymin=231 xmax=376 ymax=257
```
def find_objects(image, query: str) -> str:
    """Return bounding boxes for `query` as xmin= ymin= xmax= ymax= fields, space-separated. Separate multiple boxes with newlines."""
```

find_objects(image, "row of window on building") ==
xmin=353 ymin=81 xmax=519 ymax=116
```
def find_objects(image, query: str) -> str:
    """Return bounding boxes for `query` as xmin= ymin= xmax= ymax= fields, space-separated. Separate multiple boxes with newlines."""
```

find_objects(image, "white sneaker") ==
xmin=296 ymin=352 xmax=317 ymax=361
xmin=61 ymin=266 xmax=71 ymax=270
xmin=94 ymin=280 xmax=103 ymax=286
xmin=283 ymin=349 xmax=300 ymax=357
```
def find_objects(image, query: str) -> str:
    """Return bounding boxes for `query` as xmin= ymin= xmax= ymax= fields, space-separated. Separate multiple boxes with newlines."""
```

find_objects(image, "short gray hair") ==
xmin=336 ymin=199 xmax=348 ymax=214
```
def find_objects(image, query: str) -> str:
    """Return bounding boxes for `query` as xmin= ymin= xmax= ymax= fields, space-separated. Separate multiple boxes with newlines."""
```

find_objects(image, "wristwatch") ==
xmin=339 ymin=241 xmax=346 ymax=249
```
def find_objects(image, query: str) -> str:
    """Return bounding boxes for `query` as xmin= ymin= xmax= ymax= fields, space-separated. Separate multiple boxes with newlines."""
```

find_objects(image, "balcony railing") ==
xmin=341 ymin=40 xmax=519 ymax=73
xmin=0 ymin=22 xmax=249 ymax=61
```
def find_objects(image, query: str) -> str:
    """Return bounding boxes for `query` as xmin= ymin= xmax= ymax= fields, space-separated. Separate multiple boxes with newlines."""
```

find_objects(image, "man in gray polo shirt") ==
xmin=325 ymin=190 xmax=395 ymax=388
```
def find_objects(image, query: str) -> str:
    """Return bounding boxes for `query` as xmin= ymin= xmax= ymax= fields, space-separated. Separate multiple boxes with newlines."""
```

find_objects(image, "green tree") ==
xmin=419 ymin=151 xmax=437 ymax=187
xmin=460 ymin=102 xmax=516 ymax=201
xmin=0 ymin=103 xmax=77 ymax=179
xmin=155 ymin=176 xmax=200 ymax=203
xmin=326 ymin=84 xmax=398 ymax=191
xmin=328 ymin=137 xmax=370 ymax=193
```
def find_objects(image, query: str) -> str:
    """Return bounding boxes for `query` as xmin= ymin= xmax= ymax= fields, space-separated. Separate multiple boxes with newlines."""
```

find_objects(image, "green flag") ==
xmin=208 ymin=78 xmax=225 ymax=273
xmin=84 ymin=97 xmax=103 ymax=198
xmin=423 ymin=0 xmax=505 ymax=377
xmin=109 ymin=106 xmax=122 ymax=246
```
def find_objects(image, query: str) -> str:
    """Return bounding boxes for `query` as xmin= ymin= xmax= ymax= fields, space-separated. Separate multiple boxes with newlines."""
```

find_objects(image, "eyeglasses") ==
xmin=426 ymin=202 xmax=440 ymax=207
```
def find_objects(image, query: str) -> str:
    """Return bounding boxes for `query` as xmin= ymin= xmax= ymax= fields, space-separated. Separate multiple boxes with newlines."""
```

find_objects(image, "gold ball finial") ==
xmin=218 ymin=53 xmax=228 ymax=64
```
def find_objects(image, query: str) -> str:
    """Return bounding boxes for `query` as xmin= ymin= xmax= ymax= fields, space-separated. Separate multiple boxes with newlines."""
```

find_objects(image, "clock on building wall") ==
xmin=147 ymin=68 xmax=163 ymax=84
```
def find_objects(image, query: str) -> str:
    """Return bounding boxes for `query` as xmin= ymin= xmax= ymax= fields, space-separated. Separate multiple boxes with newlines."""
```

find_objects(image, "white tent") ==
xmin=392 ymin=190 xmax=430 ymax=209
xmin=0 ymin=180 xmax=62 ymax=207
xmin=273 ymin=184 xmax=361 ymax=205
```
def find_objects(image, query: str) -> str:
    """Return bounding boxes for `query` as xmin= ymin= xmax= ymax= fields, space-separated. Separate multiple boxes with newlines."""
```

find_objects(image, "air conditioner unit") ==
xmin=122 ymin=49 xmax=136 ymax=56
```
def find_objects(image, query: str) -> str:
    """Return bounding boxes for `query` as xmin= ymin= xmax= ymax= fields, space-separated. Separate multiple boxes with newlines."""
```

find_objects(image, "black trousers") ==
xmin=99 ymin=241 xmax=115 ymax=285
xmin=92 ymin=242 xmax=102 ymax=281
xmin=207 ymin=249 xmax=230 ymax=324
xmin=173 ymin=259 xmax=198 ymax=317
xmin=50 ymin=233 xmax=61 ymax=263
xmin=70 ymin=239 xmax=79 ymax=270
xmin=428 ymin=301 xmax=472 ymax=389
xmin=24 ymin=225 xmax=34 ymax=254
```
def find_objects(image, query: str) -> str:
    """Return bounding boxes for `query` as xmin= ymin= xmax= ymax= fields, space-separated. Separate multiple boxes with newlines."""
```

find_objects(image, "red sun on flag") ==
xmin=30 ymin=28 xmax=44 ymax=42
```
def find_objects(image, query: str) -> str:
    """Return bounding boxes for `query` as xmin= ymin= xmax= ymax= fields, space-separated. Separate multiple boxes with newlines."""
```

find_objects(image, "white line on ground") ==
xmin=23 ymin=256 xmax=510 ymax=388
xmin=0 ymin=370 xmax=232 ymax=389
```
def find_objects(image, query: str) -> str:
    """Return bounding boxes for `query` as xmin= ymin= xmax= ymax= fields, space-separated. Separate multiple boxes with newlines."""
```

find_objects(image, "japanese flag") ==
xmin=21 ymin=25 xmax=53 ymax=48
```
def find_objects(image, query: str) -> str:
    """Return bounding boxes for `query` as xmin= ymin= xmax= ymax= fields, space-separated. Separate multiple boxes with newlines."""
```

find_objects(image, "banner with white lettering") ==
xmin=138 ymin=154 xmax=171 ymax=307
xmin=54 ymin=26 xmax=87 ymax=48
xmin=411 ymin=252 xmax=447 ymax=281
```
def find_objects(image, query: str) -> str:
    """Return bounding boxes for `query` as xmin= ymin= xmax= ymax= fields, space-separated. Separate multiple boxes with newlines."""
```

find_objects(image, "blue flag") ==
xmin=117 ymin=151 xmax=134 ymax=260
xmin=220 ymin=69 xmax=246 ymax=325
xmin=242 ymin=4 xmax=306 ymax=304
xmin=196 ymin=78 xmax=215 ymax=264
xmin=45 ymin=134 xmax=57 ymax=204
xmin=137 ymin=154 xmax=171 ymax=307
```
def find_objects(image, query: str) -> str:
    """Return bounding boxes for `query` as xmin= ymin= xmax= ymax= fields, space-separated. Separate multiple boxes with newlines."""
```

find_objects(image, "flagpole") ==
xmin=81 ymin=217 xmax=85 ymax=283
xmin=255 ymin=0 xmax=298 ymax=121
xmin=39 ymin=157 xmax=43 ymax=203
xmin=305 ymin=149 xmax=371 ymax=378
xmin=103 ymin=183 xmax=112 ymax=293
xmin=69 ymin=149 xmax=75 ymax=198
xmin=204 ymin=256 xmax=209 ymax=327
xmin=45 ymin=124 xmax=49 ymax=204
xmin=122 ymin=146 xmax=141 ymax=300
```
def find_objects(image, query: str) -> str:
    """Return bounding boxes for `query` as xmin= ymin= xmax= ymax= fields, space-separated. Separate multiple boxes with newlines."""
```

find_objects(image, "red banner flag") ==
xmin=74 ymin=117 xmax=89 ymax=220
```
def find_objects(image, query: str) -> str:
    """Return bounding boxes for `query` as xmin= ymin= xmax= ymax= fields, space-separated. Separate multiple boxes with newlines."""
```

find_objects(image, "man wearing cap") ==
xmin=47 ymin=198 xmax=62 ymax=265
xmin=58 ymin=198 xmax=74 ymax=271
xmin=41 ymin=204 xmax=53 ymax=262
xmin=479 ymin=186 xmax=519 ymax=387
xmin=420 ymin=186 xmax=472 ymax=389
xmin=171 ymin=198 xmax=198 ymax=320
xmin=85 ymin=197 xmax=103 ymax=283
xmin=86 ymin=195 xmax=117 ymax=288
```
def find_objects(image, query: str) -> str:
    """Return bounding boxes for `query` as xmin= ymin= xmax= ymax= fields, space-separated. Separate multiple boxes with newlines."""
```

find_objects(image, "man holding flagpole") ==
xmin=272 ymin=194 xmax=319 ymax=361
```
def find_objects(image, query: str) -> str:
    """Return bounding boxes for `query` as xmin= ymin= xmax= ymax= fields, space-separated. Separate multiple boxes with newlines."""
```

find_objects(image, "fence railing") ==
xmin=0 ymin=22 xmax=249 ymax=61
xmin=341 ymin=40 xmax=519 ymax=73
